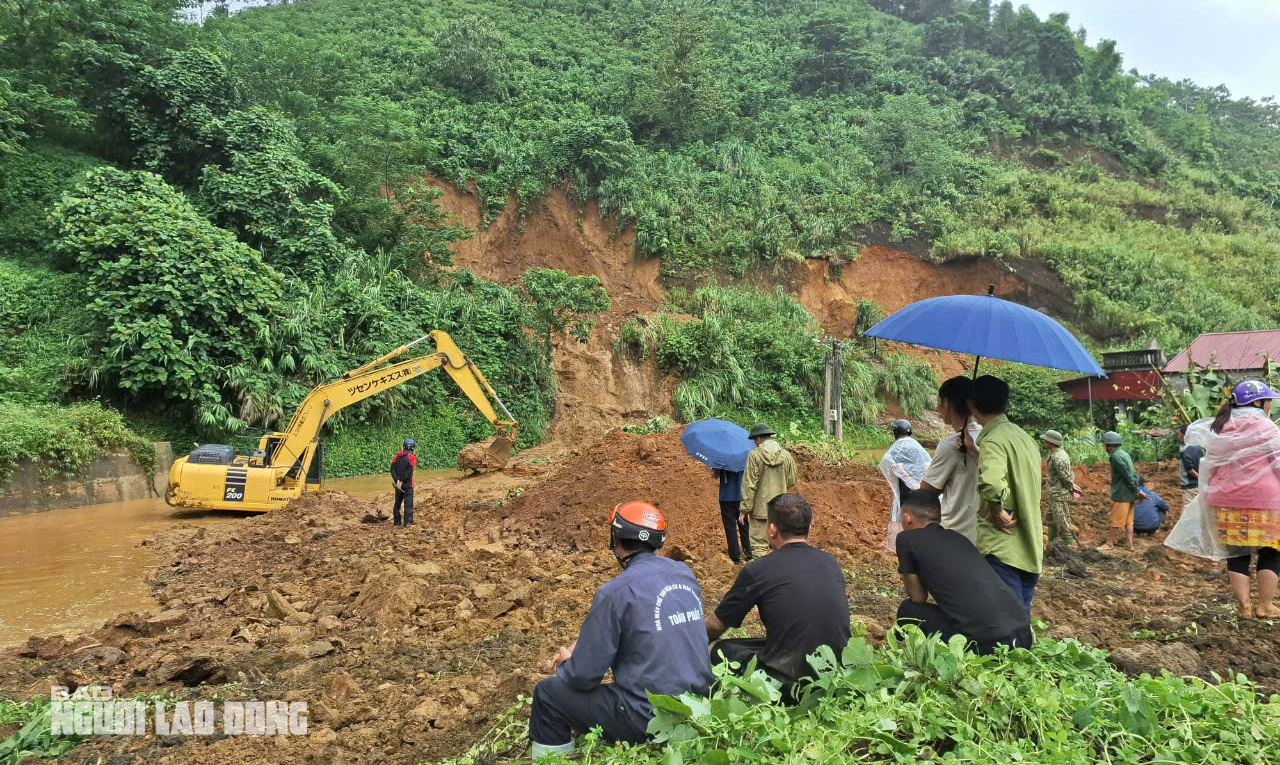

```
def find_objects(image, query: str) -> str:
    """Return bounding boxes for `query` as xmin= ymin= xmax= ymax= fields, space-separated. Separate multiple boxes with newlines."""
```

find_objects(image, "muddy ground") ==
xmin=2 ymin=431 xmax=1278 ymax=765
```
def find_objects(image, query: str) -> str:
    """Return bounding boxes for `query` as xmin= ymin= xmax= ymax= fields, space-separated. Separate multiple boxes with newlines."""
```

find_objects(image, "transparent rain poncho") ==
xmin=1166 ymin=409 xmax=1280 ymax=560
xmin=880 ymin=437 xmax=932 ymax=551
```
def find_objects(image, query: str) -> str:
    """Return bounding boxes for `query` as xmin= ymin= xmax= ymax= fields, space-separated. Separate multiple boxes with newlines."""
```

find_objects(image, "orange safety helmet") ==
xmin=608 ymin=501 xmax=667 ymax=550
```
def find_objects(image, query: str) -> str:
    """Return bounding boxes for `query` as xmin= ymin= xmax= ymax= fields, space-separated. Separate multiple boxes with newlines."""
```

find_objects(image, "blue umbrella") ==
xmin=864 ymin=287 xmax=1103 ymax=376
xmin=680 ymin=419 xmax=753 ymax=472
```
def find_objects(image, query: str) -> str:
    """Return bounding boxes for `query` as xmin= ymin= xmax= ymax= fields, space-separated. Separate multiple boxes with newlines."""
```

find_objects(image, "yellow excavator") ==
xmin=165 ymin=331 xmax=517 ymax=513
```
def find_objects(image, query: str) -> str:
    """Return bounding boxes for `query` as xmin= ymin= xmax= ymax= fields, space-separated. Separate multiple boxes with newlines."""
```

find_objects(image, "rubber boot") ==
xmin=531 ymin=740 xmax=576 ymax=760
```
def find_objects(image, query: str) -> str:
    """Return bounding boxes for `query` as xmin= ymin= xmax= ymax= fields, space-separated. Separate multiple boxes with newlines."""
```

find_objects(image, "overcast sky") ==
xmin=1019 ymin=0 xmax=1280 ymax=101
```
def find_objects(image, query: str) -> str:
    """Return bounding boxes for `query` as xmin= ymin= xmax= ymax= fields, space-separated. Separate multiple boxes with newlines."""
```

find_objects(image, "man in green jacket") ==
xmin=968 ymin=376 xmax=1043 ymax=611
xmin=740 ymin=424 xmax=798 ymax=559
xmin=1100 ymin=431 xmax=1140 ymax=551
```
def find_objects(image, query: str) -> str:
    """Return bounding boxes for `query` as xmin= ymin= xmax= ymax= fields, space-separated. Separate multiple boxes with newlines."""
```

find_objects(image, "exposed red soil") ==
xmin=3 ymin=431 xmax=1278 ymax=765
xmin=427 ymin=180 xmax=1055 ymax=415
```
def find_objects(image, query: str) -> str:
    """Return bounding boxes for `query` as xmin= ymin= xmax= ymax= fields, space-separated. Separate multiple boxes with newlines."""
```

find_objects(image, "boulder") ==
xmin=288 ymin=640 xmax=336 ymax=660
xmin=266 ymin=590 xmax=300 ymax=620
xmin=404 ymin=561 xmax=442 ymax=577
xmin=464 ymin=540 xmax=506 ymax=558
xmin=1109 ymin=642 xmax=1206 ymax=678
xmin=155 ymin=655 xmax=225 ymax=686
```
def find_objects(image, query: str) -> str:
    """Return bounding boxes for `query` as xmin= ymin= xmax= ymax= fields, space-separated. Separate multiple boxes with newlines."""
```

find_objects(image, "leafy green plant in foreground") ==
xmin=0 ymin=697 xmax=85 ymax=764
xmin=442 ymin=629 xmax=1279 ymax=765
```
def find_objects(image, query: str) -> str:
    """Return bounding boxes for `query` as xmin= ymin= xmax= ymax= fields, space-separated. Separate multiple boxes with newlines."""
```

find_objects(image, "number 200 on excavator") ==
xmin=165 ymin=331 xmax=517 ymax=513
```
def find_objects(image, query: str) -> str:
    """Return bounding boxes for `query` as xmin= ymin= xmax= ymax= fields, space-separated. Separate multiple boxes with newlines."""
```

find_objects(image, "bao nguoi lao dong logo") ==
xmin=49 ymin=686 xmax=308 ymax=736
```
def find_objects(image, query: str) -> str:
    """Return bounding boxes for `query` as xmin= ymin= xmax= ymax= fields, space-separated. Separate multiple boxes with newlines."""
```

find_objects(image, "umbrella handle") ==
xmin=972 ymin=356 xmax=982 ymax=379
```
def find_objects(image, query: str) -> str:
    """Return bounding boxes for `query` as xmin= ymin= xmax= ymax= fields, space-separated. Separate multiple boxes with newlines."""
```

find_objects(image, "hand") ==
xmin=739 ymin=512 xmax=749 ymax=527
xmin=1072 ymin=486 xmax=1082 ymax=498
xmin=541 ymin=645 xmax=573 ymax=674
xmin=995 ymin=509 xmax=1018 ymax=534
xmin=395 ymin=480 xmax=402 ymax=490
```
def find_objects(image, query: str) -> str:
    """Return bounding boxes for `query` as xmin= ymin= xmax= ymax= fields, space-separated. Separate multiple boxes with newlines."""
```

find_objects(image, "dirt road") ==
xmin=1 ymin=431 xmax=1276 ymax=764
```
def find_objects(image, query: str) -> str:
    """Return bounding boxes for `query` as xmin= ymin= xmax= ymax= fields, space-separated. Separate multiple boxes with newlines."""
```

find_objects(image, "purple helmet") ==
xmin=1232 ymin=380 xmax=1280 ymax=406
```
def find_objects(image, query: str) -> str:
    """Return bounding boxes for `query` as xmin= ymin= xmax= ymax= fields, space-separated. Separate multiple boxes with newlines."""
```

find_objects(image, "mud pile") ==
xmin=495 ymin=431 xmax=892 ymax=562
xmin=2 ymin=436 xmax=1279 ymax=765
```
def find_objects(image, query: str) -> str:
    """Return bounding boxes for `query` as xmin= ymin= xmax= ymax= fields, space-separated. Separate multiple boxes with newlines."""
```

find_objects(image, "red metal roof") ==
xmin=1163 ymin=330 xmax=1280 ymax=373
xmin=1058 ymin=370 xmax=1163 ymax=401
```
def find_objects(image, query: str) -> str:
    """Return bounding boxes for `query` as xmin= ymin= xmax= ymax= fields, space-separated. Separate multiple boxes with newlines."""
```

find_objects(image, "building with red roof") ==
xmin=1162 ymin=330 xmax=1280 ymax=375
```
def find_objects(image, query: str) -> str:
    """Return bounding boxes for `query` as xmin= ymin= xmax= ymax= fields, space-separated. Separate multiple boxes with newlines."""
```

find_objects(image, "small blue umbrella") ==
xmin=864 ymin=287 xmax=1104 ymax=376
xmin=680 ymin=419 xmax=753 ymax=472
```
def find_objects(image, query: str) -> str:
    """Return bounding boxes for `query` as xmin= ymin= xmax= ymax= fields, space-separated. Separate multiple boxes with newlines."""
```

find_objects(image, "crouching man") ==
xmin=895 ymin=492 xmax=1032 ymax=654
xmin=704 ymin=493 xmax=850 ymax=700
xmin=530 ymin=501 xmax=713 ymax=759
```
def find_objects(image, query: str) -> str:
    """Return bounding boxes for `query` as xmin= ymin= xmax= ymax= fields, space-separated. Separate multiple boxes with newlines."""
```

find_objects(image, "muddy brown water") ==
xmin=0 ymin=472 xmax=455 ymax=648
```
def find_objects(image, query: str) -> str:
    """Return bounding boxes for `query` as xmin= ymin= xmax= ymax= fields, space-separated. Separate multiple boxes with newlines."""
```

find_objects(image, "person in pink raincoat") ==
xmin=1205 ymin=380 xmax=1280 ymax=619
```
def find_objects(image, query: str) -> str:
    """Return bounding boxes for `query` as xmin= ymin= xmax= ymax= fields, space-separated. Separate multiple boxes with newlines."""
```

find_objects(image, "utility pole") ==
xmin=818 ymin=338 xmax=850 ymax=441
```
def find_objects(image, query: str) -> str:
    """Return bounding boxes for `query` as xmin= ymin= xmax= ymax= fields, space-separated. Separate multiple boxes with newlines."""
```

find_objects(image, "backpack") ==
xmin=390 ymin=452 xmax=413 ymax=485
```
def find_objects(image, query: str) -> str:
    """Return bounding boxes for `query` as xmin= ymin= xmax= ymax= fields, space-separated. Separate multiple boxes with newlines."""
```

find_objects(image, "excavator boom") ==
xmin=165 ymin=331 xmax=517 ymax=512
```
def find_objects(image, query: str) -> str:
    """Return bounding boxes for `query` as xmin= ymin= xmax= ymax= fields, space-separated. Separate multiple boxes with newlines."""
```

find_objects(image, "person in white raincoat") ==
xmin=880 ymin=420 xmax=932 ymax=551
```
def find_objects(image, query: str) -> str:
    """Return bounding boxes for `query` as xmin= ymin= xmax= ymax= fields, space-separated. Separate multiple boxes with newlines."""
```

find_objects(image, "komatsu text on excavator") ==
xmin=165 ymin=331 xmax=517 ymax=512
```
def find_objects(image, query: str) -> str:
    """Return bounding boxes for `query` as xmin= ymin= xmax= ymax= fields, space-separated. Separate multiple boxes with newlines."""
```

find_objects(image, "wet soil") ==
xmin=2 ymin=432 xmax=1276 ymax=765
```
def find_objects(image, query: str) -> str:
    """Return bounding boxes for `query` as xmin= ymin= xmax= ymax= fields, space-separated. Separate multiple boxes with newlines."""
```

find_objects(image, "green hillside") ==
xmin=2 ymin=0 xmax=1280 ymax=473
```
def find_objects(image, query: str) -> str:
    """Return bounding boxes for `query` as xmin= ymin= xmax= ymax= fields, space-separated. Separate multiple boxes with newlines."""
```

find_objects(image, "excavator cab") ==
xmin=165 ymin=331 xmax=517 ymax=512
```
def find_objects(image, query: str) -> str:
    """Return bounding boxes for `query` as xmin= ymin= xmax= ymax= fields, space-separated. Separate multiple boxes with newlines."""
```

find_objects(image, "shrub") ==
xmin=49 ymin=167 xmax=283 ymax=434
xmin=0 ymin=400 xmax=152 ymax=487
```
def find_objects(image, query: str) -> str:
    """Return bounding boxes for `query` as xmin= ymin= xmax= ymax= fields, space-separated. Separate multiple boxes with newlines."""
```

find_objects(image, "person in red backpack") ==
xmin=391 ymin=438 xmax=417 ymax=527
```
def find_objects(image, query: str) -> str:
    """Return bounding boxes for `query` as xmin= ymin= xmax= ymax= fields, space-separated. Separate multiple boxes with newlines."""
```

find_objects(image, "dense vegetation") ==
xmin=200 ymin=0 xmax=1280 ymax=349
xmin=620 ymin=285 xmax=936 ymax=426
xmin=4 ymin=0 xmax=1280 ymax=478
xmin=441 ymin=629 xmax=1280 ymax=765
xmin=0 ymin=0 xmax=614 ymax=477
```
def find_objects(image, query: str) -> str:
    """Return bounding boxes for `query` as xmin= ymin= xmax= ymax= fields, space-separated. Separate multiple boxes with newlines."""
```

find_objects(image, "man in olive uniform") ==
xmin=740 ymin=424 xmax=798 ymax=559
xmin=1040 ymin=430 xmax=1081 ymax=546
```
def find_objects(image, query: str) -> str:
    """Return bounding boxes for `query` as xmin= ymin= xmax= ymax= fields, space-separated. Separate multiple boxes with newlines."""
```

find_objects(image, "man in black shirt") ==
xmin=895 ymin=491 xmax=1031 ymax=654
xmin=705 ymin=493 xmax=850 ymax=697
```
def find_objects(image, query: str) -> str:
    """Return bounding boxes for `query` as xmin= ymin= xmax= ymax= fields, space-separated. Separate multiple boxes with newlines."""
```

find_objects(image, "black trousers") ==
xmin=393 ymin=486 xmax=414 ymax=525
xmin=719 ymin=501 xmax=752 ymax=563
xmin=1226 ymin=547 xmax=1280 ymax=575
xmin=895 ymin=600 xmax=1032 ymax=655
xmin=529 ymin=677 xmax=649 ymax=746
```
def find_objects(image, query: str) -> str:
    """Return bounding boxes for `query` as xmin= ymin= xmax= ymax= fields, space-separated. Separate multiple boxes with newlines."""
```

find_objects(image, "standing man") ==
xmin=740 ymin=424 xmax=798 ymax=560
xmin=530 ymin=502 xmax=712 ymax=759
xmin=879 ymin=420 xmax=932 ymax=550
xmin=1040 ymin=430 xmax=1082 ymax=547
xmin=705 ymin=494 xmax=850 ymax=699
xmin=712 ymin=467 xmax=751 ymax=565
xmin=1178 ymin=424 xmax=1204 ymax=507
xmin=920 ymin=376 xmax=982 ymax=543
xmin=968 ymin=375 xmax=1043 ymax=611
xmin=391 ymin=437 xmax=417 ymax=527
xmin=1100 ymin=431 xmax=1140 ymax=551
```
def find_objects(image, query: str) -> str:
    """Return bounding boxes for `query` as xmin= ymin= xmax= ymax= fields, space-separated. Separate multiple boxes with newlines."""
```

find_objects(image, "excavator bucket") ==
xmin=457 ymin=434 xmax=514 ymax=473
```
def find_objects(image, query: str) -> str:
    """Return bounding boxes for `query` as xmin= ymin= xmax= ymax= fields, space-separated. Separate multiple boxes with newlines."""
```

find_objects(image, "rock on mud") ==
xmin=1109 ymin=642 xmax=1206 ymax=678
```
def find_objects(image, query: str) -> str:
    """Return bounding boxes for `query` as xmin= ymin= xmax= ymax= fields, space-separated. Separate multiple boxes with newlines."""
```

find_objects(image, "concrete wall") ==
xmin=0 ymin=443 xmax=174 ymax=517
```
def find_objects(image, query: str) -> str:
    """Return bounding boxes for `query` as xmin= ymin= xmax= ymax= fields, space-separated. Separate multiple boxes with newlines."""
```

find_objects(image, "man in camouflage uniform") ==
xmin=1040 ymin=430 xmax=1080 ymax=546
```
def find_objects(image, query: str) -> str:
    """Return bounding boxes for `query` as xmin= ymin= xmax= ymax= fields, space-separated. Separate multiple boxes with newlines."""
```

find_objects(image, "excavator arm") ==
xmin=268 ymin=331 xmax=517 ymax=476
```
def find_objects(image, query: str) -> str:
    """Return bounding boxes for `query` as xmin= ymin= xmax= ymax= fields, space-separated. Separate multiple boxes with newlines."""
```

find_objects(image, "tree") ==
xmin=199 ymin=107 xmax=344 ymax=273
xmin=516 ymin=269 xmax=611 ymax=363
xmin=628 ymin=3 xmax=724 ymax=143
xmin=793 ymin=16 xmax=881 ymax=94
xmin=433 ymin=16 xmax=509 ymax=99
xmin=49 ymin=168 xmax=282 ymax=432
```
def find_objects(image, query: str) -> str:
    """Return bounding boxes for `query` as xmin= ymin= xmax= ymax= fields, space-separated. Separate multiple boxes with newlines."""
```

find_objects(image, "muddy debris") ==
xmin=1 ymin=437 xmax=1277 ymax=765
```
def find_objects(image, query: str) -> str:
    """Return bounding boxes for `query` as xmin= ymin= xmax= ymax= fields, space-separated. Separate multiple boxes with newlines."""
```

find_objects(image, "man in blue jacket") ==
xmin=529 ymin=501 xmax=713 ymax=759
xmin=1133 ymin=483 xmax=1170 ymax=536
